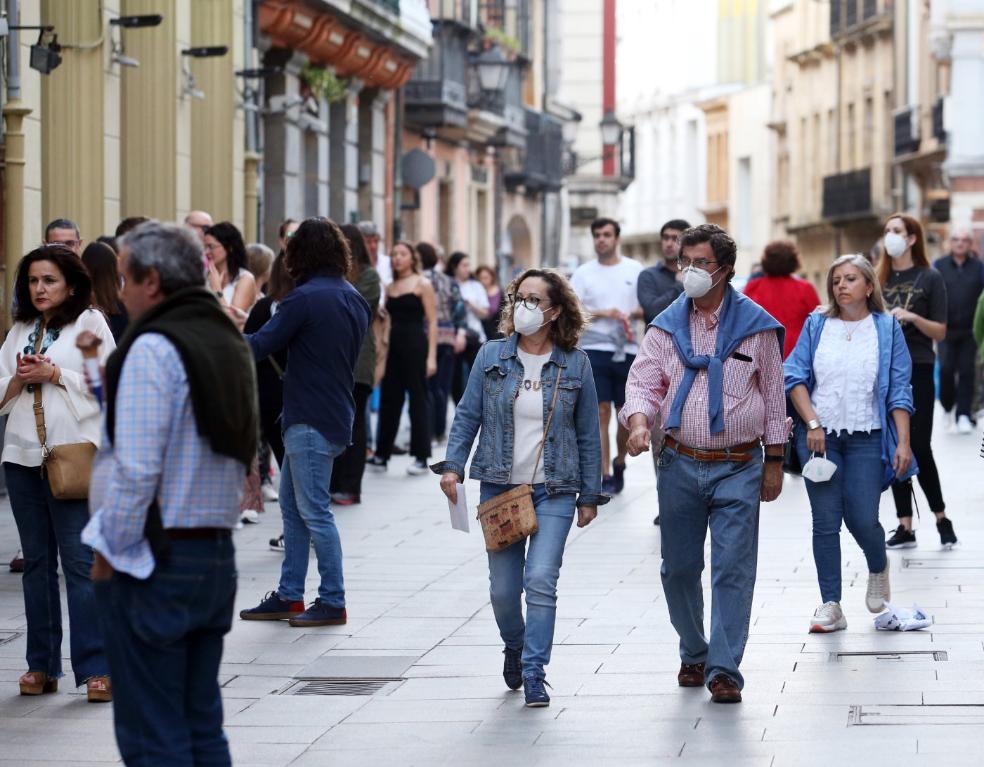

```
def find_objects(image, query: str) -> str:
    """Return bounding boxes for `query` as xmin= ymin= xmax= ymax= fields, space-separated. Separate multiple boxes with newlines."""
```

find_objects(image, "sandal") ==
xmin=19 ymin=670 xmax=57 ymax=696
xmin=86 ymin=675 xmax=112 ymax=703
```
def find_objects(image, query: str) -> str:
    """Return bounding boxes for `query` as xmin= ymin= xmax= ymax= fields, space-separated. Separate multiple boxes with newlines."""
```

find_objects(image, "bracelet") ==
xmin=49 ymin=365 xmax=59 ymax=383
xmin=806 ymin=418 xmax=821 ymax=431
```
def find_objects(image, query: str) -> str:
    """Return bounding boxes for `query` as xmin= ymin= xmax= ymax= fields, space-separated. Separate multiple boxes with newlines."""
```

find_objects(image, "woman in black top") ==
xmin=367 ymin=242 xmax=437 ymax=476
xmin=81 ymin=241 xmax=128 ymax=340
xmin=878 ymin=213 xmax=957 ymax=548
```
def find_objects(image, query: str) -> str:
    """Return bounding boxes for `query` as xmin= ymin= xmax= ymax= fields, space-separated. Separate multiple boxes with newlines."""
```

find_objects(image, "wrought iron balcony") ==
xmin=372 ymin=0 xmax=400 ymax=14
xmin=503 ymin=110 xmax=565 ymax=193
xmin=894 ymin=107 xmax=920 ymax=156
xmin=403 ymin=20 xmax=472 ymax=129
xmin=822 ymin=168 xmax=872 ymax=221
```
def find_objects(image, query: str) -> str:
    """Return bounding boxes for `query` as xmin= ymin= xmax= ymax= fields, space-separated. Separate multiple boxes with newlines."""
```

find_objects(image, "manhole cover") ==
xmin=830 ymin=650 xmax=947 ymax=662
xmin=850 ymin=705 xmax=984 ymax=726
xmin=0 ymin=631 xmax=21 ymax=647
xmin=282 ymin=678 xmax=404 ymax=696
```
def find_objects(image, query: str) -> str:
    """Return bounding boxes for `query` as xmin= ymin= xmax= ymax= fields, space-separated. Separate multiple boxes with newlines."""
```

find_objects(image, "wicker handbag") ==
xmin=477 ymin=366 xmax=562 ymax=552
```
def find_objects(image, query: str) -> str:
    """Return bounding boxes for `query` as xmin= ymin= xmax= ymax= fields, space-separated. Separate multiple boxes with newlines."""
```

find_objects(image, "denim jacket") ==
xmin=431 ymin=335 xmax=609 ymax=507
xmin=783 ymin=311 xmax=917 ymax=490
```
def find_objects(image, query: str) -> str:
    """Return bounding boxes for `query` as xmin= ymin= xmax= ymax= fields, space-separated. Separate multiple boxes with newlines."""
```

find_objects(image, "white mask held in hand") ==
xmin=682 ymin=265 xmax=722 ymax=298
xmin=883 ymin=232 xmax=908 ymax=259
xmin=513 ymin=304 xmax=551 ymax=336
xmin=802 ymin=453 xmax=837 ymax=483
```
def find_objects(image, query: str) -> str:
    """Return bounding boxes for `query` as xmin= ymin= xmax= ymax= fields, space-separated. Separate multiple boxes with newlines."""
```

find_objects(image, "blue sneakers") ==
xmin=523 ymin=676 xmax=551 ymax=707
xmin=612 ymin=460 xmax=626 ymax=494
xmin=502 ymin=647 xmax=522 ymax=690
xmin=239 ymin=591 xmax=305 ymax=621
xmin=287 ymin=598 xmax=348 ymax=627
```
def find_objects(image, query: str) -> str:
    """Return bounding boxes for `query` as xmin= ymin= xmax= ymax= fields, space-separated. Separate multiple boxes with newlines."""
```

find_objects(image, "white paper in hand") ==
xmin=447 ymin=483 xmax=469 ymax=533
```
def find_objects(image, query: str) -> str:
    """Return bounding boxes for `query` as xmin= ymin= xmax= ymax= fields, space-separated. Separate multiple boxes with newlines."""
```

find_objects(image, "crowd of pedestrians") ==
xmin=1 ymin=204 xmax=982 ymax=764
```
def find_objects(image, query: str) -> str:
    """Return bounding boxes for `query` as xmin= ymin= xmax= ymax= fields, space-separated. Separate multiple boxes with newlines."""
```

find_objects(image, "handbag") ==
xmin=476 ymin=365 xmax=563 ymax=552
xmin=31 ymin=330 xmax=96 ymax=500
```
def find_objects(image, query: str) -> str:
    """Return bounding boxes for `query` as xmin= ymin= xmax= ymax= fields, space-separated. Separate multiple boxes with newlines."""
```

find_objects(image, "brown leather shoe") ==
xmin=709 ymin=674 xmax=742 ymax=703
xmin=677 ymin=662 xmax=705 ymax=687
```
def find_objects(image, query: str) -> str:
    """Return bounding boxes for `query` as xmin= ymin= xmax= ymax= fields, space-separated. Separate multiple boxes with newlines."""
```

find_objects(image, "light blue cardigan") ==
xmin=783 ymin=311 xmax=917 ymax=490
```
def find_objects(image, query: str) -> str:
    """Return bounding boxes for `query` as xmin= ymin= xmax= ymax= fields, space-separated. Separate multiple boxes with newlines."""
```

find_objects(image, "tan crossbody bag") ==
xmin=476 ymin=365 xmax=563 ymax=552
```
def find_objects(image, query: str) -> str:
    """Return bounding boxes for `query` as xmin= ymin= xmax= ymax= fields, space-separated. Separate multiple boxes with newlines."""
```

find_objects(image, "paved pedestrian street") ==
xmin=1 ymin=412 xmax=983 ymax=766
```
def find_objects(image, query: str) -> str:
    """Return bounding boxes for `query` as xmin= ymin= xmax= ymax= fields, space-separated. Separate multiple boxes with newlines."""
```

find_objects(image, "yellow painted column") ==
xmin=244 ymin=151 xmax=261 ymax=241
xmin=3 ymin=103 xmax=32 ymax=328
xmin=40 ymin=0 xmax=104 ymax=242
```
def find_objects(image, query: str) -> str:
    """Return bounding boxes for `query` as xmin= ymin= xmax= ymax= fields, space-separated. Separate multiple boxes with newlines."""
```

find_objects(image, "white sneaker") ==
xmin=866 ymin=565 xmax=890 ymax=613
xmin=810 ymin=601 xmax=847 ymax=633
xmin=261 ymin=484 xmax=279 ymax=502
xmin=406 ymin=458 xmax=429 ymax=476
xmin=240 ymin=509 xmax=260 ymax=525
xmin=957 ymin=415 xmax=973 ymax=435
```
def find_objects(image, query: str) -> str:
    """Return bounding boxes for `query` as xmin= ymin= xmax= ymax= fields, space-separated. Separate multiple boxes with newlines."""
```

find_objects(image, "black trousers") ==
xmin=376 ymin=331 xmax=430 ymax=461
xmin=331 ymin=383 xmax=372 ymax=497
xmin=939 ymin=333 xmax=978 ymax=419
xmin=451 ymin=341 xmax=480 ymax=405
xmin=891 ymin=363 xmax=946 ymax=517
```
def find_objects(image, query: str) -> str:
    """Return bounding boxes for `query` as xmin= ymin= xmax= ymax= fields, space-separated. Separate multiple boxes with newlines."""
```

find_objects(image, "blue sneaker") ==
xmin=288 ymin=598 xmax=348 ymax=627
xmin=502 ymin=647 xmax=522 ymax=690
xmin=240 ymin=591 xmax=305 ymax=621
xmin=523 ymin=676 xmax=551 ymax=707
xmin=612 ymin=460 xmax=626 ymax=494
xmin=601 ymin=475 xmax=616 ymax=495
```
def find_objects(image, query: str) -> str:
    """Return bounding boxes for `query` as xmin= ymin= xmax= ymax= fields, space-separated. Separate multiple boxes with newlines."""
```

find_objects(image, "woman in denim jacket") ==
xmin=433 ymin=268 xmax=608 ymax=708
xmin=784 ymin=255 xmax=914 ymax=635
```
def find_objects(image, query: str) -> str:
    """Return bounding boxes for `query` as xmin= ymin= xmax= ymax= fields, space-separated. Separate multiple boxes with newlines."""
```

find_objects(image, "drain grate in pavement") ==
xmin=282 ymin=677 xmax=404 ymax=696
xmin=849 ymin=705 xmax=984 ymax=726
xmin=830 ymin=650 xmax=947 ymax=662
xmin=0 ymin=631 xmax=22 ymax=646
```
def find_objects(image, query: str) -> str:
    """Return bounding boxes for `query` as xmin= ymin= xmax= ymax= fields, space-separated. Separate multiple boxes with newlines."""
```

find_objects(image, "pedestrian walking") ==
xmin=43 ymin=218 xmax=83 ymax=255
xmin=240 ymin=217 xmax=371 ymax=627
xmin=637 ymin=218 xmax=689 ymax=524
xmin=571 ymin=217 xmax=644 ymax=495
xmin=84 ymin=221 xmax=257 ymax=765
xmin=82 ymin=241 xmax=129 ymax=341
xmin=2 ymin=246 xmax=116 ymax=702
xmin=475 ymin=265 xmax=504 ymax=341
xmin=183 ymin=209 xmax=213 ymax=244
xmin=622 ymin=224 xmax=787 ymax=704
xmin=447 ymin=252 xmax=490 ymax=403
xmin=357 ymin=220 xmax=392 ymax=286
xmin=434 ymin=268 xmax=606 ymax=708
xmin=204 ymin=221 xmax=258 ymax=314
xmin=784 ymin=254 xmax=914 ymax=633
xmin=419 ymin=242 xmax=467 ymax=444
xmin=879 ymin=214 xmax=957 ymax=549
xmin=743 ymin=240 xmax=821 ymax=359
xmin=367 ymin=241 xmax=438 ymax=475
xmin=934 ymin=227 xmax=984 ymax=434
xmin=247 ymin=242 xmax=276 ymax=296
xmin=331 ymin=224 xmax=381 ymax=505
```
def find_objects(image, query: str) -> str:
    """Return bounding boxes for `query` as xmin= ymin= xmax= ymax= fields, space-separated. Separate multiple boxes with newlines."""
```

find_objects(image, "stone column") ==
xmin=358 ymin=89 xmax=390 ymax=226
xmin=243 ymin=151 xmax=262 ymax=242
xmin=3 ymin=103 xmax=31 ymax=327
xmin=262 ymin=67 xmax=305 ymax=249
xmin=329 ymin=79 xmax=363 ymax=223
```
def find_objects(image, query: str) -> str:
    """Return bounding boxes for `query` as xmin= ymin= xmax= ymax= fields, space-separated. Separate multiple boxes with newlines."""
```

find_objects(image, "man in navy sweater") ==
xmin=240 ymin=217 xmax=371 ymax=627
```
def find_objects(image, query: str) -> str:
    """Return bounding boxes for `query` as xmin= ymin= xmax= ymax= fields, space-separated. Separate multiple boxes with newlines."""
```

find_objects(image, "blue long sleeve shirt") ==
xmin=246 ymin=275 xmax=371 ymax=448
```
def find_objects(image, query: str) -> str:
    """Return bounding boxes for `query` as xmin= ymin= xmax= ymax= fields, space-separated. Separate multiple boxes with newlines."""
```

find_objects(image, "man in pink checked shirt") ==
xmin=620 ymin=224 xmax=787 ymax=705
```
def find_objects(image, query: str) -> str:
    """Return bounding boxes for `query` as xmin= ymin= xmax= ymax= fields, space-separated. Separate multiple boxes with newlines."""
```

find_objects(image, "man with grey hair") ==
xmin=83 ymin=221 xmax=257 ymax=765
xmin=934 ymin=227 xmax=984 ymax=433
xmin=357 ymin=220 xmax=392 ymax=285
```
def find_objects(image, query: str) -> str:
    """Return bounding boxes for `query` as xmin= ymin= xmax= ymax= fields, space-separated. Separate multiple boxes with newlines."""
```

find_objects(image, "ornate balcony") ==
xmin=822 ymin=168 xmax=872 ymax=221
xmin=403 ymin=20 xmax=473 ymax=129
xmin=894 ymin=107 xmax=920 ymax=156
xmin=503 ymin=110 xmax=565 ymax=193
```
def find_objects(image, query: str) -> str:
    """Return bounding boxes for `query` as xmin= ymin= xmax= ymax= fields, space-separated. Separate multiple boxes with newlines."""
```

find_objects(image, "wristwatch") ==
xmin=806 ymin=418 xmax=821 ymax=431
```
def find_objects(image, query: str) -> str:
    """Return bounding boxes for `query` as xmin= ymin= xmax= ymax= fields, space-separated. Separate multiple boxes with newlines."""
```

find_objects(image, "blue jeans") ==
xmin=278 ymin=424 xmax=346 ymax=606
xmin=481 ymin=482 xmax=575 ymax=680
xmin=5 ymin=462 xmax=107 ymax=686
xmin=94 ymin=537 xmax=236 ymax=767
xmin=656 ymin=447 xmax=762 ymax=690
xmin=796 ymin=428 xmax=887 ymax=603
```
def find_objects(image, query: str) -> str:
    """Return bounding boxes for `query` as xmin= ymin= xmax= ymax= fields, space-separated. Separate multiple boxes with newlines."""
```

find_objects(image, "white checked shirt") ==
xmin=83 ymin=334 xmax=244 ymax=579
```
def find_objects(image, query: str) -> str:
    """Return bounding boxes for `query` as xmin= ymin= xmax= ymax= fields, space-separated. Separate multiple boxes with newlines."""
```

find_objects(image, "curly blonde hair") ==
xmin=498 ymin=268 xmax=589 ymax=350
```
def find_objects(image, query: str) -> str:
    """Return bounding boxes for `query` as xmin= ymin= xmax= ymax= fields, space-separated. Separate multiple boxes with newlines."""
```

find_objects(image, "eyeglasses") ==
xmin=47 ymin=240 xmax=80 ymax=250
xmin=508 ymin=294 xmax=549 ymax=311
xmin=661 ymin=234 xmax=680 ymax=243
xmin=204 ymin=242 xmax=221 ymax=252
xmin=677 ymin=256 xmax=718 ymax=270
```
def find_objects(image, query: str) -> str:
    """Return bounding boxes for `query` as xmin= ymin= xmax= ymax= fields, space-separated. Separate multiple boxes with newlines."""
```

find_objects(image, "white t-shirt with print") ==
xmin=510 ymin=349 xmax=552 ymax=485
xmin=570 ymin=256 xmax=644 ymax=354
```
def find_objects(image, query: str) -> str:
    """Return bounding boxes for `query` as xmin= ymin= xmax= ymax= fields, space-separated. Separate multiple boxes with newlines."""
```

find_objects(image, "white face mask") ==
xmin=884 ymin=232 xmax=908 ymax=259
xmin=802 ymin=453 xmax=838 ymax=483
xmin=682 ymin=265 xmax=723 ymax=298
xmin=514 ymin=303 xmax=551 ymax=336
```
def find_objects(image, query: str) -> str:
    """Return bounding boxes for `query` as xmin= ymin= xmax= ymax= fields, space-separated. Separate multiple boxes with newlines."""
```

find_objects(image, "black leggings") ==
xmin=331 ymin=383 xmax=372 ymax=496
xmin=376 ymin=330 xmax=430 ymax=461
xmin=891 ymin=363 xmax=946 ymax=517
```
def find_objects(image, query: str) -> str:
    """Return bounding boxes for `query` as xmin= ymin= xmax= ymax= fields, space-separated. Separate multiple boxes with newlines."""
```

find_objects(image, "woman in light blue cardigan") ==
xmin=784 ymin=255 xmax=914 ymax=634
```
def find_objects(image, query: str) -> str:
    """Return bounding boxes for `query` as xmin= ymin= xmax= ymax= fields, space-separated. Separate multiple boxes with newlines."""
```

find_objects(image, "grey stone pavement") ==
xmin=1 ymin=408 xmax=984 ymax=766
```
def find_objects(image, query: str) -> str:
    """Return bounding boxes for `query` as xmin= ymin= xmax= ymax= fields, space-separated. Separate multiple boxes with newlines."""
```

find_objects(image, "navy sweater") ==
xmin=247 ymin=275 xmax=371 ymax=448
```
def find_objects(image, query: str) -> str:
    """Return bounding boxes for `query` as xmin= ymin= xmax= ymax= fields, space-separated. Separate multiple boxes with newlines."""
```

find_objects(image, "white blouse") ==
xmin=811 ymin=315 xmax=881 ymax=435
xmin=0 ymin=309 xmax=116 ymax=467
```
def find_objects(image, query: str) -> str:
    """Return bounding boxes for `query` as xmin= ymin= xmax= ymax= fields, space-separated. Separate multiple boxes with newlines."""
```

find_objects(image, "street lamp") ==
xmin=599 ymin=109 xmax=623 ymax=145
xmin=471 ymin=44 xmax=511 ymax=92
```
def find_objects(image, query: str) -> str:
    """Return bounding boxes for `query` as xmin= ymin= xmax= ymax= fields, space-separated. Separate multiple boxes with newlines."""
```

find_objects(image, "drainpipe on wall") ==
xmin=392 ymin=88 xmax=403 ymax=243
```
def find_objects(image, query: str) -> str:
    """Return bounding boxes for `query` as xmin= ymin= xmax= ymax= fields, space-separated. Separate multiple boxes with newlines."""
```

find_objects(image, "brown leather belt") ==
xmin=663 ymin=435 xmax=761 ymax=462
xmin=165 ymin=528 xmax=232 ymax=541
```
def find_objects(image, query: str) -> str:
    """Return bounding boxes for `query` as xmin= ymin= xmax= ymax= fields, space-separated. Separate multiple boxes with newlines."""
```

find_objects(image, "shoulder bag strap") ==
xmin=30 ymin=328 xmax=50 ymax=460
xmin=530 ymin=364 xmax=564 ymax=484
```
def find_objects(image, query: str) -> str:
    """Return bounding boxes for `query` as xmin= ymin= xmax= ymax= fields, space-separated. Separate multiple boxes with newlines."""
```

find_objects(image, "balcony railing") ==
xmin=504 ymin=109 xmax=565 ymax=193
xmin=468 ymin=60 xmax=527 ymax=147
xmin=822 ymin=168 xmax=872 ymax=221
xmin=894 ymin=107 xmax=920 ymax=156
xmin=432 ymin=0 xmax=479 ymax=27
xmin=404 ymin=21 xmax=471 ymax=129
xmin=831 ymin=0 xmax=885 ymax=37
xmin=933 ymin=97 xmax=946 ymax=143
xmin=372 ymin=0 xmax=400 ymax=14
